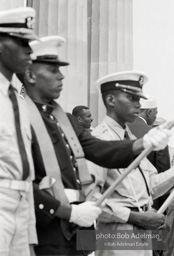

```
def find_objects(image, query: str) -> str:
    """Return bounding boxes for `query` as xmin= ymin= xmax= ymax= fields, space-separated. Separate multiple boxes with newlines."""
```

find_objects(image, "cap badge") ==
xmin=139 ymin=76 xmax=144 ymax=86
xmin=26 ymin=16 xmax=35 ymax=29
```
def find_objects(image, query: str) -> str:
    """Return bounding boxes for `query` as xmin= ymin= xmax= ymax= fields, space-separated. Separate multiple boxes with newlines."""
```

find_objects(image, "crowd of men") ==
xmin=0 ymin=6 xmax=174 ymax=256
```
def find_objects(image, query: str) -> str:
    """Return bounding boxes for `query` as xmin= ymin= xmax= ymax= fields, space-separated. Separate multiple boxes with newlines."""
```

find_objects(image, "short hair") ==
xmin=101 ymin=90 xmax=120 ymax=108
xmin=72 ymin=105 xmax=89 ymax=117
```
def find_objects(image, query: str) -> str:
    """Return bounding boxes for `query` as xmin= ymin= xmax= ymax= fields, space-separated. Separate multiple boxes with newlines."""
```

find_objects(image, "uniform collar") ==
xmin=104 ymin=115 xmax=127 ymax=139
xmin=139 ymin=116 xmax=147 ymax=124
xmin=104 ymin=115 xmax=135 ymax=140
xmin=34 ymin=101 xmax=54 ymax=114
xmin=0 ymin=72 xmax=11 ymax=95
xmin=0 ymin=73 xmax=20 ymax=96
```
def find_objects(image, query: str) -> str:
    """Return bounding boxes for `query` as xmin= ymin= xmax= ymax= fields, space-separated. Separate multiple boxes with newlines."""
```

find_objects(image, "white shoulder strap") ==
xmin=26 ymin=96 xmax=69 ymax=206
xmin=53 ymin=102 xmax=93 ymax=187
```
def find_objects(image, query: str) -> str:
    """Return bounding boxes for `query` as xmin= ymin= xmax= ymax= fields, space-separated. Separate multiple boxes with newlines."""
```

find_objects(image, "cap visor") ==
xmin=9 ymin=32 xmax=39 ymax=40
xmin=58 ymin=61 xmax=69 ymax=66
xmin=125 ymin=91 xmax=147 ymax=99
xmin=33 ymin=59 xmax=69 ymax=66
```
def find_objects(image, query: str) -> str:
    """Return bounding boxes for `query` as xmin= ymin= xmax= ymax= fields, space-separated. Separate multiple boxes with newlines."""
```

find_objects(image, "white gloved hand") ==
xmin=69 ymin=201 xmax=102 ymax=227
xmin=143 ymin=127 xmax=172 ymax=151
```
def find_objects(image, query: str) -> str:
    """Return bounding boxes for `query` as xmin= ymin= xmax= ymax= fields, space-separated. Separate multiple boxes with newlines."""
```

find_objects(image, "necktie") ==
xmin=8 ymin=85 xmax=30 ymax=180
xmin=124 ymin=128 xmax=150 ymax=196
xmin=124 ymin=129 xmax=130 ymax=140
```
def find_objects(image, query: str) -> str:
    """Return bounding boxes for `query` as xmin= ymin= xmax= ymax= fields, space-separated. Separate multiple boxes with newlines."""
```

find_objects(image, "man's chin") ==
xmin=128 ymin=116 xmax=138 ymax=123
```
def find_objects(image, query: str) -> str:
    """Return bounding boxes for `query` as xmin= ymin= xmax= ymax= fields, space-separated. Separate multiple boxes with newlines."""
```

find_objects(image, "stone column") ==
xmin=0 ymin=0 xmax=25 ymax=10
xmin=28 ymin=0 xmax=88 ymax=112
xmin=28 ymin=0 xmax=133 ymax=123
xmin=88 ymin=0 xmax=133 ymax=125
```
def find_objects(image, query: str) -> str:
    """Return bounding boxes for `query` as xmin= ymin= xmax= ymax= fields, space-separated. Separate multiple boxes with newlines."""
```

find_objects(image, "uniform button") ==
xmin=49 ymin=114 xmax=54 ymax=120
xmin=42 ymin=105 xmax=47 ymax=111
xmin=74 ymin=162 xmax=78 ymax=168
xmin=76 ymin=179 xmax=81 ymax=184
xmin=66 ymin=144 xmax=70 ymax=149
xmin=70 ymin=155 xmax=73 ymax=160
xmin=50 ymin=209 xmax=54 ymax=214
xmin=39 ymin=204 xmax=44 ymax=210
xmin=61 ymin=133 xmax=65 ymax=137
xmin=73 ymin=167 xmax=76 ymax=172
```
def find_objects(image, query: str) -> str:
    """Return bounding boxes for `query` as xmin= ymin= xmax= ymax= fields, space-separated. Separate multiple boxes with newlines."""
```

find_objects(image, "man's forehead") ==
xmin=82 ymin=108 xmax=90 ymax=112
xmin=33 ymin=62 xmax=60 ymax=69
xmin=113 ymin=90 xmax=140 ymax=100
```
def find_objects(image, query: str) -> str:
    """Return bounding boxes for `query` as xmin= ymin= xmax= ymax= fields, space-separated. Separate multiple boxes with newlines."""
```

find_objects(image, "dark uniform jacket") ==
xmin=32 ymin=102 xmax=136 ymax=255
xmin=128 ymin=117 xmax=171 ymax=210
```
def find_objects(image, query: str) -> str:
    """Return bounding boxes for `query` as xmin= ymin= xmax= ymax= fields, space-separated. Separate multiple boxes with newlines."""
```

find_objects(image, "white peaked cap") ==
xmin=96 ymin=70 xmax=148 ymax=99
xmin=30 ymin=35 xmax=69 ymax=65
xmin=140 ymin=96 xmax=157 ymax=109
xmin=0 ymin=7 xmax=38 ymax=40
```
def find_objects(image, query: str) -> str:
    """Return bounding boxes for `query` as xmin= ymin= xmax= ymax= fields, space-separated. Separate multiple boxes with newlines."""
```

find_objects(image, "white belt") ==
xmin=39 ymin=177 xmax=85 ymax=202
xmin=64 ymin=189 xmax=85 ymax=203
xmin=0 ymin=179 xmax=31 ymax=192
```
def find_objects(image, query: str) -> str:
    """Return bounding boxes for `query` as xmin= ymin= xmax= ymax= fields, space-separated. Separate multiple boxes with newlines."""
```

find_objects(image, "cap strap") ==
xmin=0 ymin=23 xmax=28 ymax=28
xmin=115 ymin=83 xmax=142 ymax=92
xmin=36 ymin=55 xmax=58 ymax=61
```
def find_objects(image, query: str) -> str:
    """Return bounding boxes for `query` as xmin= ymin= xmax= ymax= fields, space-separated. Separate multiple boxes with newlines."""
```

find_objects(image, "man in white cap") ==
xmin=87 ymin=71 xmax=174 ymax=256
xmin=0 ymin=7 xmax=38 ymax=256
xmin=128 ymin=96 xmax=158 ymax=137
xmin=129 ymin=96 xmax=171 ymax=210
xmin=17 ymin=36 xmax=171 ymax=255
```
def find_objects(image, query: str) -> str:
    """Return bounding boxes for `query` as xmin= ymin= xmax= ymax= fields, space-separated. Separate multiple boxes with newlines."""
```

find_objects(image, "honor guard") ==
xmin=17 ymin=39 xmax=171 ymax=256
xmin=0 ymin=7 xmax=38 ymax=256
xmin=87 ymin=71 xmax=173 ymax=256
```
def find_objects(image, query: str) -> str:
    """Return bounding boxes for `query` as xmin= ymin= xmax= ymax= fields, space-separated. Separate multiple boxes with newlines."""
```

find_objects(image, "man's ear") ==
xmin=106 ymin=94 xmax=115 ymax=107
xmin=146 ymin=109 xmax=152 ymax=117
xmin=25 ymin=69 xmax=36 ymax=84
xmin=77 ymin=116 xmax=82 ymax=122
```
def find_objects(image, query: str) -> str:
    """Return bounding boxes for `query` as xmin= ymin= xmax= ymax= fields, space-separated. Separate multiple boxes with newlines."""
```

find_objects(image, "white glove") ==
xmin=69 ymin=201 xmax=102 ymax=227
xmin=143 ymin=127 xmax=172 ymax=151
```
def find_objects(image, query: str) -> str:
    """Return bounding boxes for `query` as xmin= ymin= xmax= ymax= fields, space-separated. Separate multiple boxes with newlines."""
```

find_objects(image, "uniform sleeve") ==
xmin=79 ymin=129 xmax=135 ymax=168
xmin=67 ymin=113 xmax=135 ymax=169
xmin=33 ymin=183 xmax=71 ymax=227
xmin=143 ymin=157 xmax=174 ymax=199
xmin=86 ymin=161 xmax=130 ymax=223
xmin=154 ymin=146 xmax=171 ymax=173
xmin=33 ymin=182 xmax=60 ymax=227
xmin=149 ymin=166 xmax=174 ymax=200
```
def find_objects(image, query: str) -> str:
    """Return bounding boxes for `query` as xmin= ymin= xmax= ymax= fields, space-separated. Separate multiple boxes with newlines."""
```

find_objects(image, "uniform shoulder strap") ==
xmin=25 ymin=95 xmax=69 ymax=206
xmin=53 ymin=102 xmax=93 ymax=188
